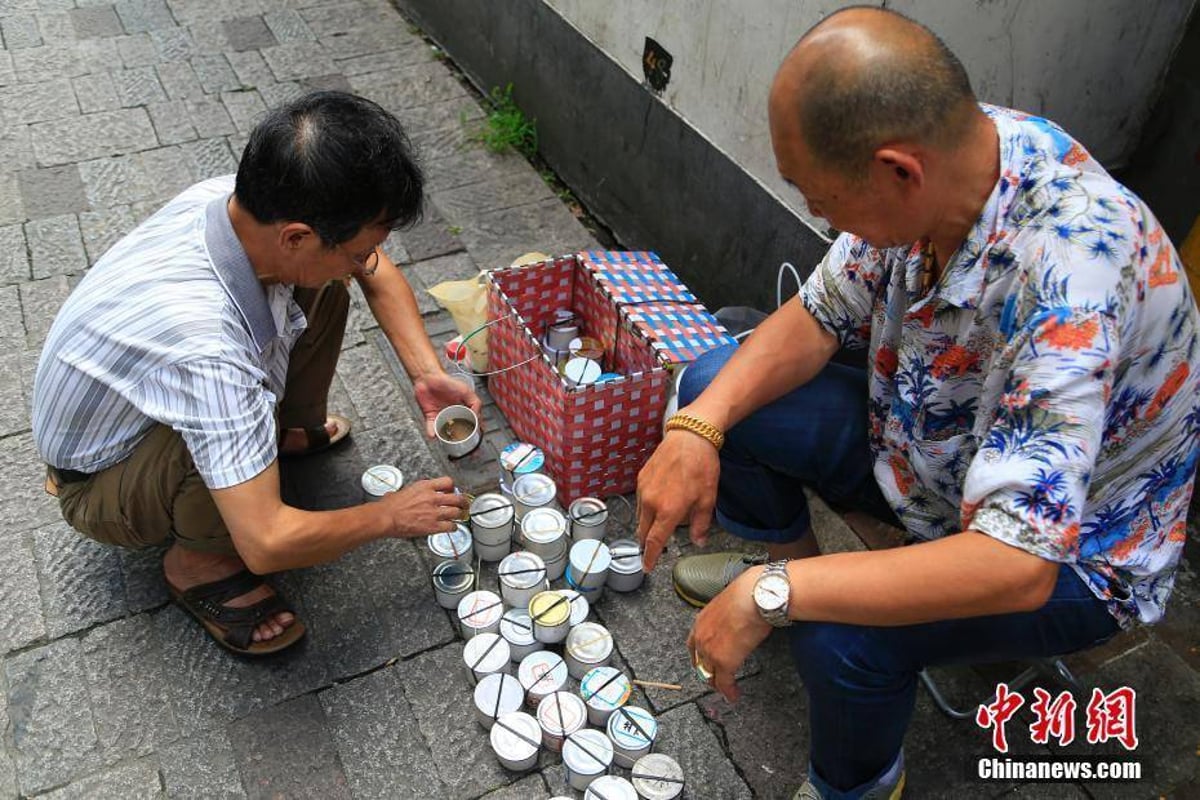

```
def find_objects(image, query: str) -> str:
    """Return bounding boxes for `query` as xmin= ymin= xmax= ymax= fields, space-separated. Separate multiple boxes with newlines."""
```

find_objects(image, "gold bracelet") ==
xmin=665 ymin=413 xmax=725 ymax=450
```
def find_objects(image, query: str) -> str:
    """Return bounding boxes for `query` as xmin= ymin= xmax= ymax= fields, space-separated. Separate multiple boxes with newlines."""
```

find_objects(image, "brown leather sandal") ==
xmin=167 ymin=569 xmax=306 ymax=656
xmin=278 ymin=413 xmax=352 ymax=459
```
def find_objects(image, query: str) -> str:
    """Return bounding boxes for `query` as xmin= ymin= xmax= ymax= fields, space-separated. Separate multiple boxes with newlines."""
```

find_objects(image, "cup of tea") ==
xmin=435 ymin=404 xmax=481 ymax=458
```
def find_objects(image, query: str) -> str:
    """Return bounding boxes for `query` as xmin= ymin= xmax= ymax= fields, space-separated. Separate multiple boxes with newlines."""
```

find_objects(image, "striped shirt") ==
xmin=32 ymin=175 xmax=307 ymax=490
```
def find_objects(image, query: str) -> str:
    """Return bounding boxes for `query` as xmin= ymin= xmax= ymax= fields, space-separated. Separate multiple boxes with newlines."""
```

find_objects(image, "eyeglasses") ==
xmin=342 ymin=245 xmax=381 ymax=277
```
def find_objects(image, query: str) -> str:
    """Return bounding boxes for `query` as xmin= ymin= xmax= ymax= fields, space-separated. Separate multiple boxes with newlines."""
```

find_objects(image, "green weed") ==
xmin=471 ymin=83 xmax=538 ymax=158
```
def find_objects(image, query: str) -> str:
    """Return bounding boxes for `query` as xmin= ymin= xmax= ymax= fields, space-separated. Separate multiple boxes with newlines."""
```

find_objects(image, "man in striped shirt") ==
xmin=32 ymin=92 xmax=479 ymax=655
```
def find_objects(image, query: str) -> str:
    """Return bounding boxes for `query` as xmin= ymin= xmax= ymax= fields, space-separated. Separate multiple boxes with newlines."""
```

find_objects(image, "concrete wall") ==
xmin=547 ymin=0 xmax=1195 ymax=232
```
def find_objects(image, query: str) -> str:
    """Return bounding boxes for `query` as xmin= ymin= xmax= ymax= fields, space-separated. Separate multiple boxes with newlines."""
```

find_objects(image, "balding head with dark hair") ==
xmin=775 ymin=7 xmax=977 ymax=182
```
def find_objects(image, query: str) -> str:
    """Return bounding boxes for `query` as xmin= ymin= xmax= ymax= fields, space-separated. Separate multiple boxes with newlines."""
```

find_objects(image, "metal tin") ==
xmin=568 ymin=497 xmax=608 ymax=540
xmin=542 ymin=535 xmax=570 ymax=582
xmin=564 ymin=622 xmax=613 ymax=680
xmin=579 ymin=666 xmax=631 ymax=727
xmin=431 ymin=560 xmax=474 ymax=610
xmin=536 ymin=691 xmax=587 ymax=752
xmin=562 ymin=728 xmax=613 ymax=791
xmin=434 ymin=404 xmax=480 ymax=458
xmin=512 ymin=473 xmax=557 ymax=518
xmin=427 ymin=523 xmax=473 ymax=563
xmin=463 ymin=632 xmax=511 ymax=683
xmin=499 ymin=442 xmax=544 ymax=494
xmin=606 ymin=706 xmax=657 ymax=769
xmin=361 ymin=464 xmax=403 ymax=498
xmin=566 ymin=540 xmax=612 ymax=598
xmin=606 ymin=538 xmax=645 ymax=593
xmin=520 ymin=507 xmax=568 ymax=558
xmin=563 ymin=357 xmax=602 ymax=389
xmin=470 ymin=493 xmax=515 ymax=545
xmin=568 ymin=336 xmax=605 ymax=361
xmin=545 ymin=320 xmax=580 ymax=351
xmin=584 ymin=776 xmax=638 ymax=800
xmin=631 ymin=753 xmax=685 ymax=800
xmin=518 ymin=651 xmax=569 ymax=708
xmin=490 ymin=710 xmax=541 ymax=772
xmin=500 ymin=608 xmax=542 ymax=662
xmin=473 ymin=672 xmax=523 ymax=730
xmin=528 ymin=590 xmax=571 ymax=643
xmin=560 ymin=589 xmax=590 ymax=627
xmin=498 ymin=551 xmax=549 ymax=609
xmin=489 ymin=710 xmax=542 ymax=772
xmin=457 ymin=590 xmax=503 ymax=639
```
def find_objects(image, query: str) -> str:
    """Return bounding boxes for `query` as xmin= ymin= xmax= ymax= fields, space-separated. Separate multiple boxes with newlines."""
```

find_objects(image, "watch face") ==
xmin=754 ymin=573 xmax=789 ymax=612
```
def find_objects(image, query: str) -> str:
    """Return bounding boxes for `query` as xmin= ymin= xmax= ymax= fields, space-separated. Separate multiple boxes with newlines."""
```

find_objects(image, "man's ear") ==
xmin=874 ymin=147 xmax=924 ymax=190
xmin=278 ymin=222 xmax=316 ymax=252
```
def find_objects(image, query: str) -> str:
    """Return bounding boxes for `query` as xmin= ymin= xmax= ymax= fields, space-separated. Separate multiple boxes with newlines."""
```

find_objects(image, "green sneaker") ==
xmin=794 ymin=753 xmax=906 ymax=799
xmin=671 ymin=552 xmax=765 ymax=607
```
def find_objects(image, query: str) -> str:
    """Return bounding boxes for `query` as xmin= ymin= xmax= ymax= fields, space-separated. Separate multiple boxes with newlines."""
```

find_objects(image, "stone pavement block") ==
xmin=0 ymin=692 xmax=15 ymax=800
xmin=78 ymin=155 xmax=153 ymax=209
xmin=260 ymin=41 xmax=338 ymax=82
xmin=335 ymin=341 xmax=415 ymax=433
xmin=148 ymin=99 xmax=198 ymax=144
xmin=334 ymin=38 xmax=431 ymax=77
xmin=0 ymin=352 xmax=29 ymax=436
xmin=228 ymin=694 xmax=351 ymax=800
xmin=0 ymin=533 xmax=45 ymax=655
xmin=1154 ymin=556 xmax=1200 ymax=672
xmin=150 ymin=26 xmax=193 ymax=62
xmin=115 ymin=33 xmax=160 ymax=69
xmin=397 ymin=203 xmax=465 ymax=263
xmin=0 ymin=285 xmax=24 ymax=348
xmin=37 ymin=12 xmax=77 ymax=45
xmin=186 ymin=96 xmax=236 ymax=138
xmin=351 ymin=419 xmax=443 ymax=484
xmin=654 ymin=703 xmax=753 ymax=799
xmin=262 ymin=9 xmax=314 ymax=44
xmin=184 ymin=20 xmax=231 ymax=56
xmin=1 ymin=15 xmax=42 ymax=49
xmin=156 ymin=60 xmax=204 ymax=100
xmin=478 ymin=774 xmax=548 ymax=798
xmin=75 ymin=37 xmax=122 ymax=75
xmin=81 ymin=615 xmax=181 ymax=759
xmin=299 ymin=3 xmax=396 ymax=37
xmin=0 ymin=225 xmax=31 ymax=284
xmin=223 ymin=16 xmax=277 ymax=52
xmin=4 ymin=637 xmax=104 ymax=795
xmin=179 ymin=136 xmax=237 ymax=180
xmin=18 ymin=165 xmax=87 ymax=219
xmin=224 ymin=50 xmax=274 ymax=88
xmin=159 ymin=728 xmax=246 ymax=800
xmin=299 ymin=73 xmax=351 ymax=93
xmin=190 ymin=54 xmax=240 ymax=94
xmin=396 ymin=643 xmax=517 ymax=800
xmin=434 ymin=169 xmax=557 ymax=227
xmin=220 ymin=89 xmax=266 ymax=135
xmin=118 ymin=545 xmax=168 ymax=613
xmin=320 ymin=664 xmax=445 ymax=800
xmin=457 ymin=198 xmax=599 ymax=274
xmin=12 ymin=44 xmax=82 ymax=84
xmin=31 ymin=520 xmax=128 ymax=638
xmin=20 ymin=274 xmax=70 ymax=348
xmin=27 ymin=214 xmax=88 ymax=279
xmin=0 ymin=126 xmax=36 ymax=173
xmin=0 ymin=434 xmax=61 ymax=534
xmin=257 ymin=80 xmax=303 ymax=109
xmin=70 ymin=6 xmax=124 ymax=39
xmin=72 ymin=71 xmax=121 ymax=113
xmin=113 ymin=65 xmax=167 ymax=106
xmin=31 ymin=107 xmax=157 ymax=166
xmin=298 ymin=538 xmax=456 ymax=679
xmin=136 ymin=147 xmax=193 ymax=201
xmin=114 ymin=0 xmax=176 ymax=34
xmin=422 ymin=146 xmax=532 ymax=194
xmin=38 ymin=758 xmax=163 ymax=800
xmin=0 ymin=76 xmax=79 ymax=124
xmin=350 ymin=61 xmax=468 ymax=114
xmin=317 ymin=26 xmax=404 ymax=61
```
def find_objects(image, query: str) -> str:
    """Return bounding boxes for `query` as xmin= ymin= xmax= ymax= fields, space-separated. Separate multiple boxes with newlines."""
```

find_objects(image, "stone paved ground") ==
xmin=0 ymin=1 xmax=1198 ymax=798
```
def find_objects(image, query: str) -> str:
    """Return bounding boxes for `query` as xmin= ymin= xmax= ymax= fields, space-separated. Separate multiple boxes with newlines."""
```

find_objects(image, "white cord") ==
xmin=777 ymin=261 xmax=801 ymax=309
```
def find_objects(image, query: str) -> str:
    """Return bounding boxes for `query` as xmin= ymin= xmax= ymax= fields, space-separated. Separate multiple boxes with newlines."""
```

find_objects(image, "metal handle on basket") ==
xmin=454 ymin=313 xmax=543 ymax=378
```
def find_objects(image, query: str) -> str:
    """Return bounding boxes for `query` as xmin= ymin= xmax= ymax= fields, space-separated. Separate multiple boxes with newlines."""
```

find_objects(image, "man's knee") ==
xmin=679 ymin=344 xmax=738 ymax=407
xmin=789 ymin=622 xmax=910 ymax=692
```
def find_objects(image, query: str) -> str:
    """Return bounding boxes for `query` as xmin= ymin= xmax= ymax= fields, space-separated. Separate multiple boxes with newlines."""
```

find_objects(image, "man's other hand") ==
xmin=380 ymin=476 xmax=468 ymax=537
xmin=636 ymin=429 xmax=720 ymax=571
xmin=414 ymin=372 xmax=483 ymax=437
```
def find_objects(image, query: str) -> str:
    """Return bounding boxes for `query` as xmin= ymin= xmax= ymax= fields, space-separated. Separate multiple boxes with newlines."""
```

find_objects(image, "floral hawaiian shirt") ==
xmin=800 ymin=105 xmax=1200 ymax=628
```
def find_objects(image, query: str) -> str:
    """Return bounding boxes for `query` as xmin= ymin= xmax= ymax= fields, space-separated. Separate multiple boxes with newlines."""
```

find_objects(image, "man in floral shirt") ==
xmin=637 ymin=7 xmax=1199 ymax=800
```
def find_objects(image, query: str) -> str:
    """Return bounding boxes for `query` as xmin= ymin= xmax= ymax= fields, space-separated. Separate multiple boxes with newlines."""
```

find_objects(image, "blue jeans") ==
xmin=679 ymin=345 xmax=1121 ymax=798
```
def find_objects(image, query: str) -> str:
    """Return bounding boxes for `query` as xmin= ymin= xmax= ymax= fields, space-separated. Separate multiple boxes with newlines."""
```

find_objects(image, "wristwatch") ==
xmin=753 ymin=560 xmax=792 ymax=627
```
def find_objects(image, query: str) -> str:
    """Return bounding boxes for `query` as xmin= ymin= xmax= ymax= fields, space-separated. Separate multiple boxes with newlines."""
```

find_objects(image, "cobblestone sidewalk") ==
xmin=1 ymin=1 xmax=1198 ymax=798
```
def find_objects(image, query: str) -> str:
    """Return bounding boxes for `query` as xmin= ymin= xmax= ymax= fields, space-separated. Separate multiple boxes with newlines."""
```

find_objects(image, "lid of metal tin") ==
xmin=528 ymin=591 xmax=571 ymax=628
xmin=569 ymin=539 xmax=612 ymax=575
xmin=500 ymin=442 xmax=544 ymax=475
xmin=431 ymin=560 xmax=474 ymax=594
xmin=521 ymin=508 xmax=567 ymax=545
xmin=563 ymin=357 xmax=602 ymax=387
xmin=361 ymin=464 xmax=403 ymax=496
xmin=470 ymin=493 xmax=514 ymax=528
xmin=498 ymin=551 xmax=547 ymax=590
xmin=569 ymin=336 xmax=605 ymax=360
xmin=562 ymin=728 xmax=613 ymax=775
xmin=580 ymin=666 xmax=631 ymax=711
xmin=560 ymin=589 xmax=590 ymax=626
xmin=518 ymin=651 xmax=568 ymax=694
xmin=490 ymin=710 xmax=540 ymax=763
xmin=536 ymin=690 xmax=586 ymax=736
xmin=428 ymin=524 xmax=472 ymax=559
xmin=584 ymin=776 xmax=638 ymax=800
xmin=566 ymin=622 xmax=613 ymax=664
xmin=568 ymin=497 xmax=608 ymax=527
xmin=608 ymin=539 xmax=643 ymax=575
xmin=463 ymin=633 xmax=510 ymax=676
xmin=631 ymin=753 xmax=685 ymax=800
xmin=473 ymin=672 xmax=523 ymax=719
xmin=457 ymin=590 xmax=504 ymax=630
xmin=607 ymin=705 xmax=658 ymax=751
xmin=500 ymin=608 xmax=536 ymax=647
xmin=513 ymin=473 xmax=556 ymax=507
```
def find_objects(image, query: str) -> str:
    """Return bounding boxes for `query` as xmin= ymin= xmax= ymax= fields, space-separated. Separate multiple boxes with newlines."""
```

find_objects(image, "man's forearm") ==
xmin=250 ymin=503 xmax=392 ymax=572
xmin=358 ymin=253 xmax=442 ymax=379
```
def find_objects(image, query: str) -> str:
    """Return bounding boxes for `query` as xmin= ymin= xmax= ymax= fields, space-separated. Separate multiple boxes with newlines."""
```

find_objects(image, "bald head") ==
xmin=771 ymin=7 xmax=977 ymax=180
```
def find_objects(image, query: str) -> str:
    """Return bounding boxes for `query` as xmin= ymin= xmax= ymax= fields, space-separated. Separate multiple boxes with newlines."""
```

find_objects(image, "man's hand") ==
xmin=687 ymin=566 xmax=773 ymax=702
xmin=414 ymin=372 xmax=483 ymax=437
xmin=636 ymin=429 xmax=720 ymax=571
xmin=378 ymin=476 xmax=468 ymax=537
